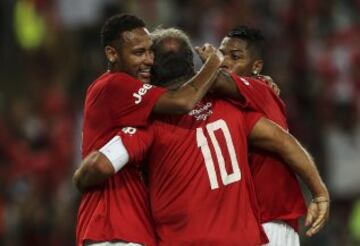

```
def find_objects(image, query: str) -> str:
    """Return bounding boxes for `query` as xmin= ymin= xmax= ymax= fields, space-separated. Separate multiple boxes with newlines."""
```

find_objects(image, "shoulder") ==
xmin=91 ymin=72 xmax=145 ymax=98
xmin=108 ymin=72 xmax=138 ymax=82
xmin=240 ymin=76 xmax=282 ymax=102
xmin=242 ymin=77 xmax=269 ymax=91
xmin=89 ymin=72 xmax=140 ymax=89
xmin=85 ymin=73 xmax=111 ymax=100
xmin=85 ymin=72 xmax=142 ymax=104
xmin=105 ymin=72 xmax=140 ymax=88
xmin=229 ymin=74 xmax=270 ymax=98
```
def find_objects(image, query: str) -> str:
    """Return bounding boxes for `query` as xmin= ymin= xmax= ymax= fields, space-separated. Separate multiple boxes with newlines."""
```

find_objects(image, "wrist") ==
xmin=312 ymin=195 xmax=330 ymax=203
xmin=310 ymin=181 xmax=329 ymax=199
xmin=311 ymin=189 xmax=330 ymax=201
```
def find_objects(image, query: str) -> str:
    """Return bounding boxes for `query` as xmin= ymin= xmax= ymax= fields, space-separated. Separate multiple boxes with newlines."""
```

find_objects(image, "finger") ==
xmin=263 ymin=76 xmax=273 ymax=82
xmin=204 ymin=43 xmax=214 ymax=50
xmin=312 ymin=209 xmax=327 ymax=229
xmin=306 ymin=227 xmax=316 ymax=237
xmin=305 ymin=211 xmax=314 ymax=227
xmin=256 ymin=75 xmax=266 ymax=80
xmin=308 ymin=210 xmax=328 ymax=236
xmin=313 ymin=203 xmax=329 ymax=226
xmin=308 ymin=221 xmax=325 ymax=236
xmin=305 ymin=205 xmax=316 ymax=227
xmin=306 ymin=221 xmax=325 ymax=237
xmin=311 ymin=217 xmax=325 ymax=233
xmin=306 ymin=228 xmax=313 ymax=237
xmin=274 ymin=85 xmax=280 ymax=96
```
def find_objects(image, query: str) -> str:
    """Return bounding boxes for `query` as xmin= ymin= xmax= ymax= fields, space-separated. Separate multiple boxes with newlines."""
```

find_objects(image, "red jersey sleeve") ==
xmin=243 ymin=111 xmax=264 ymax=136
xmin=105 ymin=73 xmax=166 ymax=127
xmin=229 ymin=73 xmax=282 ymax=113
xmin=118 ymin=126 xmax=155 ymax=165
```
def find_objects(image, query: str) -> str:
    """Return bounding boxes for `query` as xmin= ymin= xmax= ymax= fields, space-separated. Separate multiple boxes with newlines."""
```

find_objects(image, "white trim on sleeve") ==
xmin=99 ymin=135 xmax=129 ymax=173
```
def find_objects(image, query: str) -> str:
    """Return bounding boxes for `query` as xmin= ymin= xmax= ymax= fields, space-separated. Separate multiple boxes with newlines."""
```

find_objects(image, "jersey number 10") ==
xmin=196 ymin=119 xmax=241 ymax=190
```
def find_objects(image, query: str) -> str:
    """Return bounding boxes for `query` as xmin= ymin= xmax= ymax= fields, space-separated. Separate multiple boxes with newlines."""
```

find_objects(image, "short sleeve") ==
xmin=243 ymin=111 xmax=264 ymax=136
xmin=104 ymin=73 xmax=167 ymax=127
xmin=231 ymin=74 xmax=289 ymax=129
xmin=117 ymin=125 xmax=155 ymax=165
xmin=229 ymin=73 xmax=275 ymax=113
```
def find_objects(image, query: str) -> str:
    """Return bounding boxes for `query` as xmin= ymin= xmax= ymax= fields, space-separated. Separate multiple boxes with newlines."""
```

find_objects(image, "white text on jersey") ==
xmin=133 ymin=84 xmax=153 ymax=104
xmin=189 ymin=102 xmax=213 ymax=121
xmin=122 ymin=127 xmax=137 ymax=135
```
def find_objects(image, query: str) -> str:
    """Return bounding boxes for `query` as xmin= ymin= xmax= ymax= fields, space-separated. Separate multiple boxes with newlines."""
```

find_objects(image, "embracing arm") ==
xmin=210 ymin=72 xmax=281 ymax=102
xmin=73 ymin=136 xmax=130 ymax=192
xmin=249 ymin=117 xmax=330 ymax=236
xmin=73 ymin=151 xmax=115 ymax=192
xmin=211 ymin=69 xmax=242 ymax=98
xmin=153 ymin=45 xmax=222 ymax=114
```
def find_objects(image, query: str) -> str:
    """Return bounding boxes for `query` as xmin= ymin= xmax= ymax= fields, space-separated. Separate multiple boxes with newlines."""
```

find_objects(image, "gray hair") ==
xmin=151 ymin=27 xmax=194 ymax=53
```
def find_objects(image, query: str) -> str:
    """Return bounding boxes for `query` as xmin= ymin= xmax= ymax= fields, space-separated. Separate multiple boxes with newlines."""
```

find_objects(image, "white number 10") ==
xmin=196 ymin=119 xmax=241 ymax=190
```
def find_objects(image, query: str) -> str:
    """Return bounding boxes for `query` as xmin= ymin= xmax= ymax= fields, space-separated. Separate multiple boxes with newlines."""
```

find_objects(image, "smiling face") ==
xmin=106 ymin=27 xmax=154 ymax=83
xmin=219 ymin=37 xmax=263 ymax=76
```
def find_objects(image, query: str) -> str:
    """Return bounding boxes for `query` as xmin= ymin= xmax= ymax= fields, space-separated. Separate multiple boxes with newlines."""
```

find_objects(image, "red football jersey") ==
xmin=120 ymin=98 xmax=268 ymax=245
xmin=77 ymin=72 xmax=166 ymax=246
xmin=230 ymin=74 xmax=307 ymax=231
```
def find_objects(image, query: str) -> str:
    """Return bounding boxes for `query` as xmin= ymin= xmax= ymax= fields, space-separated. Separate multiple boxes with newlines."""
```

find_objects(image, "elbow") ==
xmin=273 ymin=134 xmax=293 ymax=158
xmin=167 ymin=98 xmax=196 ymax=115
xmin=88 ymin=151 xmax=114 ymax=177
xmin=72 ymin=151 xmax=114 ymax=191
xmin=276 ymin=134 xmax=305 ymax=167
xmin=72 ymin=169 xmax=83 ymax=191
xmin=261 ymin=130 xmax=292 ymax=157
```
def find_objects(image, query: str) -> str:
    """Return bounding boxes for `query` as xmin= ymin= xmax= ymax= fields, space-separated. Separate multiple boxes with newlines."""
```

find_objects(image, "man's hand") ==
xmin=305 ymin=196 xmax=330 ymax=237
xmin=153 ymin=42 xmax=223 ymax=114
xmin=254 ymin=75 xmax=280 ymax=96
xmin=195 ymin=43 xmax=224 ymax=64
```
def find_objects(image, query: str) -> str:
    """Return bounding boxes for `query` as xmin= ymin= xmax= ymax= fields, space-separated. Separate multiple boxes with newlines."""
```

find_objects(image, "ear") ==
xmin=105 ymin=45 xmax=118 ymax=63
xmin=252 ymin=60 xmax=264 ymax=75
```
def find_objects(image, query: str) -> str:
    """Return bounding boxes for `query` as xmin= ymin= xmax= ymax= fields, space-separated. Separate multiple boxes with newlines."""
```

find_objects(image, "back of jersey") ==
xmin=147 ymin=98 xmax=265 ymax=245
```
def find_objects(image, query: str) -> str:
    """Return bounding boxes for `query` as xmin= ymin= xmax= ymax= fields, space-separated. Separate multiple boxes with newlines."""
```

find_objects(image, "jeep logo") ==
xmin=133 ymin=84 xmax=153 ymax=104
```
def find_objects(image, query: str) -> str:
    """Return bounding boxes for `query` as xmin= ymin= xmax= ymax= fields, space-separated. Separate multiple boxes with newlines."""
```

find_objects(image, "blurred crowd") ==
xmin=0 ymin=0 xmax=359 ymax=245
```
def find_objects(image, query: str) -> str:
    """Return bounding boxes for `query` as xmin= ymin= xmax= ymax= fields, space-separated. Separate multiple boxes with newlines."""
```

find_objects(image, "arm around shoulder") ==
xmin=248 ymin=117 xmax=330 ymax=236
xmin=248 ymin=117 xmax=329 ymax=197
xmin=73 ymin=151 xmax=115 ymax=192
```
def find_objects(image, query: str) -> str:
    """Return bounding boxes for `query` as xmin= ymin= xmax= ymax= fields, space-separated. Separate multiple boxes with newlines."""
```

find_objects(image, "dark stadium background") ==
xmin=0 ymin=0 xmax=359 ymax=245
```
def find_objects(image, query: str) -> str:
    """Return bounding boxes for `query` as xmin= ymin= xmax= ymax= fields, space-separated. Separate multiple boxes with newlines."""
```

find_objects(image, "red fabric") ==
xmin=77 ymin=72 xmax=166 ymax=246
xmin=81 ymin=71 xmax=166 ymax=157
xmin=121 ymin=98 xmax=267 ymax=246
xmin=231 ymin=74 xmax=307 ymax=231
